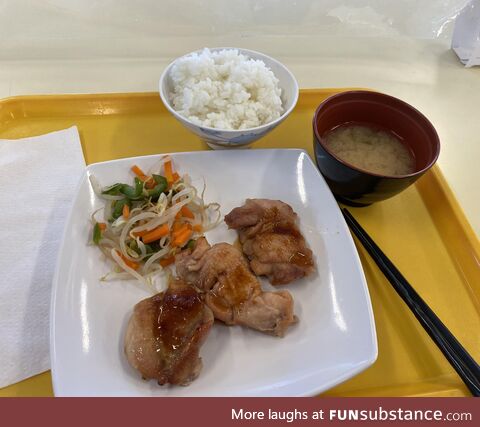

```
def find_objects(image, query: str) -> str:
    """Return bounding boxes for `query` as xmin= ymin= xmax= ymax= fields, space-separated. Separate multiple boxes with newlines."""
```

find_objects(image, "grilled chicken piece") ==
xmin=176 ymin=237 xmax=296 ymax=337
xmin=124 ymin=278 xmax=214 ymax=386
xmin=225 ymin=199 xmax=314 ymax=285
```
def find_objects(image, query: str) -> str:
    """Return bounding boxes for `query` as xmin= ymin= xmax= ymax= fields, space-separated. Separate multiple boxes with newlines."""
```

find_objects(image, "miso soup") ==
xmin=324 ymin=124 xmax=415 ymax=176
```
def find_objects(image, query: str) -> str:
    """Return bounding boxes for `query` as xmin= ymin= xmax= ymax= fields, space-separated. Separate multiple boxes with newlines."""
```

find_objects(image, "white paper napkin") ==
xmin=0 ymin=126 xmax=85 ymax=388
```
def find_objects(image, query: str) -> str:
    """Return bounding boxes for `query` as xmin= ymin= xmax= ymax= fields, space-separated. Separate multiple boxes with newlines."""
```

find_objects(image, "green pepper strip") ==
xmin=153 ymin=174 xmax=168 ymax=185
xmin=101 ymin=183 xmax=124 ymax=196
xmin=147 ymin=175 xmax=168 ymax=199
xmin=112 ymin=198 xmax=132 ymax=220
xmin=92 ymin=222 xmax=102 ymax=245
xmin=185 ymin=239 xmax=196 ymax=250
xmin=120 ymin=177 xmax=144 ymax=200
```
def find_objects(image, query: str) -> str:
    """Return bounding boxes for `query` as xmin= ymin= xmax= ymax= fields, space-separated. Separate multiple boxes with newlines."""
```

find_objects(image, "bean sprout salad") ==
xmin=89 ymin=156 xmax=220 ymax=291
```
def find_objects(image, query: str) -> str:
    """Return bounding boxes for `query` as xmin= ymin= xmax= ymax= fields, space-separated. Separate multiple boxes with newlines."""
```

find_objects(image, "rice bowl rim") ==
xmin=159 ymin=47 xmax=299 ymax=133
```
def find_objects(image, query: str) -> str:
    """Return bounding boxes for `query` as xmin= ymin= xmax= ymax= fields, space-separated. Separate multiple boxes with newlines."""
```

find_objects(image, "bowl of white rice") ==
xmin=159 ymin=47 xmax=299 ymax=149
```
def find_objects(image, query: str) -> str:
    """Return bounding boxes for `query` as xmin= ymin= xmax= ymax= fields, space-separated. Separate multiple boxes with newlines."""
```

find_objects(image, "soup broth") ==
xmin=324 ymin=124 xmax=415 ymax=176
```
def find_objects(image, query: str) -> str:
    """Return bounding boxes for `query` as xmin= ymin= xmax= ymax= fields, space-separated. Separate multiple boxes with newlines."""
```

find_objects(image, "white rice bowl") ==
xmin=168 ymin=48 xmax=284 ymax=130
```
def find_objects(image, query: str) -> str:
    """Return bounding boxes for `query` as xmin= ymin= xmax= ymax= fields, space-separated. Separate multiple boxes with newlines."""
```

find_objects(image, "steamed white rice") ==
xmin=169 ymin=48 xmax=283 ymax=130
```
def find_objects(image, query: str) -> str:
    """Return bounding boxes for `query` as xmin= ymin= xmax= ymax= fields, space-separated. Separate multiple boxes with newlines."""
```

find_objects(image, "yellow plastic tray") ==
xmin=1 ymin=90 xmax=479 ymax=397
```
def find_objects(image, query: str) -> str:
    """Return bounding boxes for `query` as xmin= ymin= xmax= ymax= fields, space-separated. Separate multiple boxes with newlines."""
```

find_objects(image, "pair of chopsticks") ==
xmin=342 ymin=208 xmax=480 ymax=397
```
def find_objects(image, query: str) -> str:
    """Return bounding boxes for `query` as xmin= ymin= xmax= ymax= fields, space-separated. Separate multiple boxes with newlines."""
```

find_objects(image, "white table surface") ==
xmin=1 ymin=34 xmax=479 ymax=236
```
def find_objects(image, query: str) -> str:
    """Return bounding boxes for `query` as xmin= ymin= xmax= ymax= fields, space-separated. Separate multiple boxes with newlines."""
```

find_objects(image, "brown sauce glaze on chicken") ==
xmin=175 ymin=237 xmax=296 ymax=337
xmin=225 ymin=199 xmax=314 ymax=285
xmin=124 ymin=278 xmax=214 ymax=386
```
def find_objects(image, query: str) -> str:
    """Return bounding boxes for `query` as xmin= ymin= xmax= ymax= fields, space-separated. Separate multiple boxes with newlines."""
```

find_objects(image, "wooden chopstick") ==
xmin=342 ymin=208 xmax=480 ymax=397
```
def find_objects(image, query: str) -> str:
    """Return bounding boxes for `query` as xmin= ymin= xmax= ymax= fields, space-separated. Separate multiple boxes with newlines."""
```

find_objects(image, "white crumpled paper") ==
xmin=452 ymin=0 xmax=480 ymax=67
xmin=0 ymin=126 xmax=85 ymax=388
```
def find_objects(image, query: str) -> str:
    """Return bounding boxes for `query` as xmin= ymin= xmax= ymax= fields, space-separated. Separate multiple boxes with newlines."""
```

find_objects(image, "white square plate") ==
xmin=50 ymin=149 xmax=377 ymax=396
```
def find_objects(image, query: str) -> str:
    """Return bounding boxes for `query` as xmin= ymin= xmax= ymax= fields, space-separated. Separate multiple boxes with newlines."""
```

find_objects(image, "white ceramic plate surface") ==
xmin=50 ymin=149 xmax=377 ymax=396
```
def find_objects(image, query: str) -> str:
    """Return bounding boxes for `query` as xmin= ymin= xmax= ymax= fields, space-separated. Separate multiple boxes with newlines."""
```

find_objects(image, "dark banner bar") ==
xmin=0 ymin=397 xmax=477 ymax=426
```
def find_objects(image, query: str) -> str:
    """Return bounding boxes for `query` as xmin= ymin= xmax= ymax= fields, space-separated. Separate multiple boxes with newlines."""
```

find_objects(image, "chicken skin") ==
xmin=175 ymin=237 xmax=296 ymax=337
xmin=224 ymin=199 xmax=314 ymax=285
xmin=124 ymin=278 xmax=214 ymax=386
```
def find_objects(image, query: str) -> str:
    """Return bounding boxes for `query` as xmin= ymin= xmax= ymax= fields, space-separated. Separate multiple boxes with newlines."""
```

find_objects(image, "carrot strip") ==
xmin=132 ymin=228 xmax=150 ymax=237
xmin=116 ymin=250 xmax=140 ymax=270
xmin=172 ymin=223 xmax=189 ymax=237
xmin=131 ymin=164 xmax=155 ymax=188
xmin=142 ymin=224 xmax=170 ymax=244
xmin=131 ymin=165 xmax=146 ymax=178
xmin=172 ymin=172 xmax=180 ymax=182
xmin=164 ymin=160 xmax=174 ymax=185
xmin=159 ymin=256 xmax=175 ymax=267
xmin=122 ymin=204 xmax=130 ymax=219
xmin=192 ymin=224 xmax=203 ymax=232
xmin=180 ymin=205 xmax=195 ymax=219
xmin=98 ymin=222 xmax=107 ymax=231
xmin=172 ymin=228 xmax=193 ymax=247
xmin=175 ymin=210 xmax=182 ymax=219
xmin=144 ymin=177 xmax=156 ymax=189
xmin=138 ymin=175 xmax=155 ymax=187
xmin=172 ymin=221 xmax=183 ymax=232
